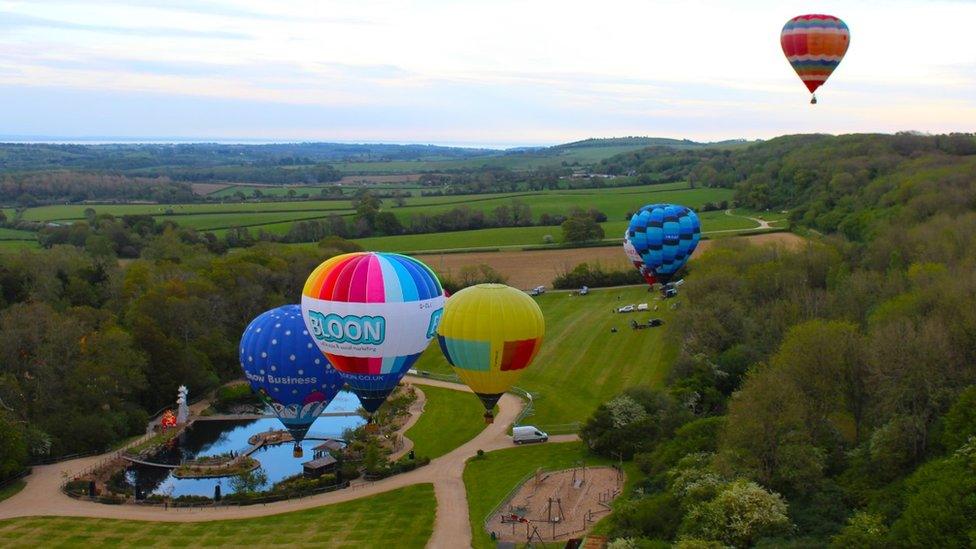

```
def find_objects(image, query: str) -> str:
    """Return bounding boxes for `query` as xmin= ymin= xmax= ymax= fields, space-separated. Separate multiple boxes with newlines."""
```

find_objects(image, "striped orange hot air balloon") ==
xmin=781 ymin=14 xmax=850 ymax=104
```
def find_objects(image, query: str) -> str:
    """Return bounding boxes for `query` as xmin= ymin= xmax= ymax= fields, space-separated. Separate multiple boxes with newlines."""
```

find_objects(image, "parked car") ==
xmin=649 ymin=318 xmax=664 ymax=327
xmin=637 ymin=303 xmax=649 ymax=311
xmin=512 ymin=426 xmax=549 ymax=444
xmin=617 ymin=304 xmax=636 ymax=313
xmin=579 ymin=286 xmax=589 ymax=295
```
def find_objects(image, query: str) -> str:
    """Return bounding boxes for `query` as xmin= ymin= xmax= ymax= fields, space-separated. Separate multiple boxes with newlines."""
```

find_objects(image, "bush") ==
xmin=680 ymin=479 xmax=794 ymax=547
xmin=636 ymin=417 xmax=725 ymax=476
xmin=553 ymin=262 xmax=643 ymax=289
xmin=339 ymin=462 xmax=360 ymax=481
xmin=609 ymin=492 xmax=683 ymax=541
xmin=581 ymin=388 xmax=690 ymax=459
xmin=830 ymin=512 xmax=888 ymax=549
xmin=318 ymin=236 xmax=363 ymax=253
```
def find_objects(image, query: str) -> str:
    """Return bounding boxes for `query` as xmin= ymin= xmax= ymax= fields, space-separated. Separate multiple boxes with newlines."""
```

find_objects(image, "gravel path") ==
xmin=0 ymin=376 xmax=579 ymax=549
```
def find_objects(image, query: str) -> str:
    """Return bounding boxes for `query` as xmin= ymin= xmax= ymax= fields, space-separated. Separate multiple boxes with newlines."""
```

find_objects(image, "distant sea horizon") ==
xmin=0 ymin=135 xmax=548 ymax=150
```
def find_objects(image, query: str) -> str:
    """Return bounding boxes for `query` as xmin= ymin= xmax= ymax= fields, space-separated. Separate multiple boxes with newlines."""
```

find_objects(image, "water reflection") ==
xmin=128 ymin=391 xmax=364 ymax=497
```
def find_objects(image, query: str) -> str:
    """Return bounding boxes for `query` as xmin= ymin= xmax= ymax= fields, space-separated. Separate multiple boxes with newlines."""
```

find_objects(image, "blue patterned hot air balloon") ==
xmin=626 ymin=203 xmax=701 ymax=285
xmin=240 ymin=304 xmax=344 ymax=456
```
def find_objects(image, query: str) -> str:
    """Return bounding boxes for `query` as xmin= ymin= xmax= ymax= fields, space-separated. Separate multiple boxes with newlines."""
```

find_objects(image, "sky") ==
xmin=1 ymin=0 xmax=975 ymax=147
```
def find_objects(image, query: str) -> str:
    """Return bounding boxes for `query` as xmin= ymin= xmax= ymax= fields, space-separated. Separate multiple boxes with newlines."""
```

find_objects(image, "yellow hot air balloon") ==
xmin=436 ymin=283 xmax=545 ymax=423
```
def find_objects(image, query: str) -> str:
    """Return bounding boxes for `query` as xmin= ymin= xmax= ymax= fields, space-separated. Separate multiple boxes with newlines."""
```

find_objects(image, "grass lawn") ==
xmin=0 ymin=240 xmax=38 ymax=251
xmin=0 ymin=480 xmax=25 ymax=503
xmin=0 ymin=227 xmax=34 ymax=238
xmin=414 ymin=286 xmax=677 ymax=428
xmin=404 ymin=385 xmax=488 ymax=459
xmin=464 ymin=442 xmax=631 ymax=549
xmin=0 ymin=484 xmax=436 ymax=548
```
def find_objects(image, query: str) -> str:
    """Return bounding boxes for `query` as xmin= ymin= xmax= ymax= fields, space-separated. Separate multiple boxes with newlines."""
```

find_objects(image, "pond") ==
xmin=127 ymin=391 xmax=365 ymax=497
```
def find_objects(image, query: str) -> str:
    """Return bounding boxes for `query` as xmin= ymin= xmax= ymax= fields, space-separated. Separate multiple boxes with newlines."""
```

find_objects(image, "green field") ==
xmin=350 ymin=210 xmax=756 ymax=254
xmin=404 ymin=385 xmax=488 ymax=459
xmin=414 ymin=286 xmax=677 ymax=428
xmin=0 ymin=484 xmax=435 ymax=548
xmin=463 ymin=442 xmax=620 ymax=549
xmin=0 ymin=228 xmax=36 ymax=240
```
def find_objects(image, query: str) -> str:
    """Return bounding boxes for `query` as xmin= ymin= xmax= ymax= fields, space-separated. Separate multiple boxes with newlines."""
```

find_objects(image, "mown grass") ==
xmin=414 ymin=286 xmax=677 ymax=427
xmin=464 ymin=442 xmax=632 ymax=549
xmin=404 ymin=385 xmax=488 ymax=460
xmin=0 ymin=483 xmax=436 ymax=548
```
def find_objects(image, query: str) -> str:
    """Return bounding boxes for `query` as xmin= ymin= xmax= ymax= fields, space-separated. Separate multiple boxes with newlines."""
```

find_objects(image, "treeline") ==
xmin=0 ymin=234 xmax=354 ymax=475
xmin=0 ymin=142 xmax=492 ymax=172
xmin=1 ymin=172 xmax=196 ymax=205
xmin=584 ymin=134 xmax=976 ymax=547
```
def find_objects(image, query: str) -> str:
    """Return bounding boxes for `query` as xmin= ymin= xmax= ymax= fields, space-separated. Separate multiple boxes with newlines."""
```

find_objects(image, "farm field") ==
xmin=463 ymin=442 xmax=630 ymax=549
xmin=353 ymin=208 xmax=756 ymax=254
xmin=0 ymin=484 xmax=436 ymax=548
xmin=417 ymin=231 xmax=805 ymax=288
xmin=0 ymin=228 xmax=36 ymax=240
xmin=403 ymin=385 xmax=488 ymax=460
xmin=413 ymin=285 xmax=678 ymax=428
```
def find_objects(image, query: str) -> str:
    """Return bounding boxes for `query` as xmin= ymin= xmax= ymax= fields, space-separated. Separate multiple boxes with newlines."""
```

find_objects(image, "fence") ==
xmin=0 ymin=468 xmax=31 ymax=491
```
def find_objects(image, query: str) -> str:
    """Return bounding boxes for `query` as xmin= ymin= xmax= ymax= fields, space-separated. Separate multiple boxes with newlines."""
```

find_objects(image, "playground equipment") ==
xmin=487 ymin=466 xmax=623 ymax=544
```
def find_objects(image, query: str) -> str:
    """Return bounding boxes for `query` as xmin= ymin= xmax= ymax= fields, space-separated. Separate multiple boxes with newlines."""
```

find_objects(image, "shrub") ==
xmin=553 ymin=262 xmax=643 ymax=289
xmin=680 ymin=479 xmax=794 ymax=547
xmin=609 ymin=492 xmax=683 ymax=541
xmin=830 ymin=512 xmax=888 ymax=549
xmin=941 ymin=385 xmax=976 ymax=451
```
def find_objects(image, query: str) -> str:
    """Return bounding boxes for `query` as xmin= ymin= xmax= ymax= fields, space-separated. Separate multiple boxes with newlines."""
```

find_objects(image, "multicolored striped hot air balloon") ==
xmin=436 ymin=284 xmax=545 ymax=423
xmin=301 ymin=252 xmax=444 ymax=418
xmin=781 ymin=14 xmax=850 ymax=104
xmin=240 ymin=305 xmax=344 ymax=457
xmin=626 ymin=203 xmax=701 ymax=285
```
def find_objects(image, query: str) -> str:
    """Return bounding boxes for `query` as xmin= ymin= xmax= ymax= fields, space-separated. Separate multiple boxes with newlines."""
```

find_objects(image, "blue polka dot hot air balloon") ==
xmin=240 ymin=304 xmax=344 ymax=457
xmin=626 ymin=203 xmax=701 ymax=285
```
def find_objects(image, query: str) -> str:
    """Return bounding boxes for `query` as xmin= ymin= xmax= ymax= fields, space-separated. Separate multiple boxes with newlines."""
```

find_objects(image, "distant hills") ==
xmin=0 ymin=137 xmax=755 ymax=174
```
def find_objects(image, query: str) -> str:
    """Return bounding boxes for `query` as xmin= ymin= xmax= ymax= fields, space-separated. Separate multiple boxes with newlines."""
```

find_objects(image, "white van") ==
xmin=637 ymin=303 xmax=649 ymax=311
xmin=512 ymin=426 xmax=548 ymax=444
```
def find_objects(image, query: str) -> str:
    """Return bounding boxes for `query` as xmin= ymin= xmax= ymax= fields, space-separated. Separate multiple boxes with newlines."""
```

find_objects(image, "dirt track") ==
xmin=417 ymin=232 xmax=806 ymax=289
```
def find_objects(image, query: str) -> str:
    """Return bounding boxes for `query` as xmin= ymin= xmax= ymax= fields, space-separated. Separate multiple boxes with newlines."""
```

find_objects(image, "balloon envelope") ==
xmin=781 ymin=14 xmax=850 ymax=98
xmin=626 ymin=204 xmax=701 ymax=284
xmin=301 ymin=252 xmax=445 ymax=414
xmin=437 ymin=283 xmax=545 ymax=415
xmin=239 ymin=305 xmax=343 ymax=443
xmin=623 ymin=230 xmax=657 ymax=286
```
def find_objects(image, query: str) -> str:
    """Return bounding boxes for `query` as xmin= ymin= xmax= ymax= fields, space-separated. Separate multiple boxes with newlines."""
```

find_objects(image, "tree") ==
xmin=830 ymin=512 xmax=888 ymax=549
xmin=229 ymin=467 xmax=268 ymax=494
xmin=352 ymin=191 xmax=382 ymax=230
xmin=561 ymin=213 xmax=605 ymax=243
xmin=680 ymin=479 xmax=794 ymax=547
xmin=717 ymin=366 xmax=825 ymax=494
xmin=0 ymin=411 xmax=27 ymax=481
xmin=941 ymin=385 xmax=976 ymax=451
xmin=0 ymin=209 xmax=6 ymax=226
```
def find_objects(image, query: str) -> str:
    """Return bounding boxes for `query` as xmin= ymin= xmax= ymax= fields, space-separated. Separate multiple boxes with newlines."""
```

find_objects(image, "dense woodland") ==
xmin=584 ymin=133 xmax=976 ymax=547
xmin=2 ymin=133 xmax=975 ymax=547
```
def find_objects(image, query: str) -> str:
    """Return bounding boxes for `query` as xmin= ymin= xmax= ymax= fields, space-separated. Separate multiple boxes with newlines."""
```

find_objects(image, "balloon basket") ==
xmin=293 ymin=445 xmax=303 ymax=458
xmin=365 ymin=422 xmax=379 ymax=434
xmin=484 ymin=411 xmax=495 ymax=424
xmin=810 ymin=94 xmax=818 ymax=105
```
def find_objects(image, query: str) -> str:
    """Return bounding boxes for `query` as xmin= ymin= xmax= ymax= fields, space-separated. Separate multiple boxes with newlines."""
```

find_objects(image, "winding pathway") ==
xmin=0 ymin=376 xmax=579 ymax=548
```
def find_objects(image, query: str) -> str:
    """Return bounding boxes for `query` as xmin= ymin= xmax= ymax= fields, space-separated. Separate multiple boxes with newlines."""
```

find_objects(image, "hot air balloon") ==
xmin=781 ymin=14 xmax=850 ymax=104
xmin=301 ymin=252 xmax=445 ymax=424
xmin=623 ymin=230 xmax=656 ymax=287
xmin=626 ymin=203 xmax=701 ymax=286
xmin=436 ymin=283 xmax=545 ymax=423
xmin=240 ymin=304 xmax=343 ymax=457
